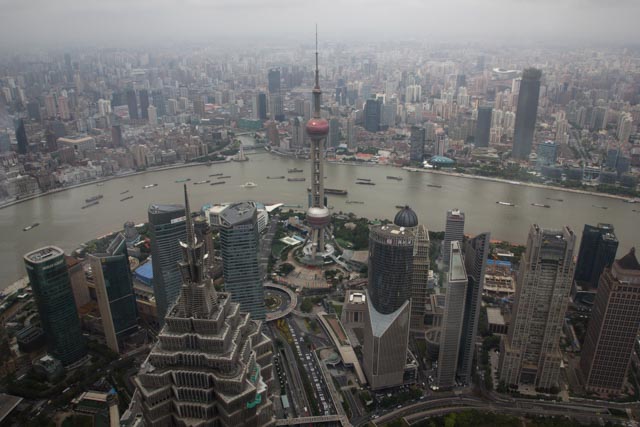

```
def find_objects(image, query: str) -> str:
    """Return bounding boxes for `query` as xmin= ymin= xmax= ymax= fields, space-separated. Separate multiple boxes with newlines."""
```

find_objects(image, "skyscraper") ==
xmin=363 ymin=207 xmax=421 ymax=389
xmin=512 ymin=68 xmax=542 ymax=160
xmin=443 ymin=209 xmax=465 ymax=269
xmin=475 ymin=106 xmax=492 ymax=148
xmin=268 ymin=68 xmax=281 ymax=94
xmin=411 ymin=224 xmax=430 ymax=330
xmin=148 ymin=203 xmax=186 ymax=323
xmin=89 ymin=233 xmax=138 ymax=354
xmin=409 ymin=125 xmax=426 ymax=163
xmin=133 ymin=186 xmax=275 ymax=426
xmin=255 ymin=93 xmax=268 ymax=120
xmin=147 ymin=105 xmax=157 ymax=126
xmin=364 ymin=98 xmax=381 ymax=132
xmin=499 ymin=225 xmax=576 ymax=389
xmin=126 ymin=89 xmax=139 ymax=120
xmin=304 ymin=33 xmax=331 ymax=263
xmin=437 ymin=241 xmax=468 ymax=389
xmin=15 ymin=118 xmax=28 ymax=155
xmin=580 ymin=248 xmax=640 ymax=396
xmin=111 ymin=125 xmax=123 ymax=147
xmin=458 ymin=232 xmax=491 ymax=384
xmin=139 ymin=89 xmax=150 ymax=120
xmin=152 ymin=90 xmax=166 ymax=117
xmin=574 ymin=223 xmax=618 ymax=290
xmin=24 ymin=246 xmax=87 ymax=366
xmin=215 ymin=202 xmax=266 ymax=320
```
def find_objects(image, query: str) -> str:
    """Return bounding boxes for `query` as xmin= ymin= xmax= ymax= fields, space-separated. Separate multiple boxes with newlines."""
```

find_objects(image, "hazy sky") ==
xmin=0 ymin=0 xmax=639 ymax=49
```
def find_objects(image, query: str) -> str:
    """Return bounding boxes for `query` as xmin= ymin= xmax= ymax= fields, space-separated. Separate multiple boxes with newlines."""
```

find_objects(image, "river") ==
xmin=1 ymin=151 xmax=637 ymax=290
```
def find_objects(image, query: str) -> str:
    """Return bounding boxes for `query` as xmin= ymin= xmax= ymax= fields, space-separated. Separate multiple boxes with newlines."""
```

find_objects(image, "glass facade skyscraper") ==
xmin=24 ymin=246 xmax=87 ymax=366
xmin=512 ymin=68 xmax=542 ymax=160
xmin=574 ymin=223 xmax=618 ymax=290
xmin=216 ymin=201 xmax=266 ymax=320
xmin=148 ymin=204 xmax=186 ymax=324
xmin=89 ymin=233 xmax=138 ymax=353
xmin=475 ymin=106 xmax=492 ymax=148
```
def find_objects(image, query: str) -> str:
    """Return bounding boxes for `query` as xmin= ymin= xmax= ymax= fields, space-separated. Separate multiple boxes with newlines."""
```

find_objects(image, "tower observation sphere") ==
xmin=306 ymin=117 xmax=329 ymax=137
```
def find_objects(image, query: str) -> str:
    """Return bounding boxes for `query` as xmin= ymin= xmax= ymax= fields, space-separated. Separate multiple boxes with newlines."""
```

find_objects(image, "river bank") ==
xmin=0 ymin=159 xmax=231 ymax=210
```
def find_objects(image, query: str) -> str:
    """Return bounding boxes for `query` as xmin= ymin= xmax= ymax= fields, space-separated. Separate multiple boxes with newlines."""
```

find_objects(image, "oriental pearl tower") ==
xmin=305 ymin=30 xmax=331 ymax=263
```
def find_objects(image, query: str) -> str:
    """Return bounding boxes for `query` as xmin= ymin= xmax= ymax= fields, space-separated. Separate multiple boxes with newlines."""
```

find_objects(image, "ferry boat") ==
xmin=218 ymin=176 xmax=231 ymax=179
xmin=242 ymin=182 xmax=258 ymax=188
xmin=346 ymin=200 xmax=365 ymax=204
xmin=427 ymin=184 xmax=442 ymax=188
xmin=593 ymin=205 xmax=608 ymax=210
xmin=288 ymin=168 xmax=304 ymax=173
xmin=386 ymin=176 xmax=403 ymax=181
xmin=23 ymin=222 xmax=40 ymax=231
xmin=82 ymin=200 xmax=100 ymax=209
xmin=85 ymin=195 xmax=103 ymax=203
xmin=194 ymin=180 xmax=210 ymax=185
xmin=120 ymin=196 xmax=134 ymax=202
xmin=267 ymin=176 xmax=285 ymax=179
xmin=210 ymin=181 xmax=226 ymax=186
xmin=143 ymin=184 xmax=158 ymax=189
xmin=209 ymin=173 xmax=223 ymax=177
xmin=356 ymin=181 xmax=376 ymax=186
xmin=546 ymin=197 xmax=563 ymax=202
xmin=288 ymin=178 xmax=306 ymax=182
xmin=395 ymin=205 xmax=405 ymax=209
xmin=325 ymin=188 xmax=347 ymax=195
xmin=356 ymin=178 xmax=372 ymax=182
xmin=175 ymin=178 xmax=191 ymax=183
xmin=531 ymin=203 xmax=551 ymax=208
xmin=120 ymin=190 xmax=130 ymax=195
xmin=496 ymin=201 xmax=515 ymax=206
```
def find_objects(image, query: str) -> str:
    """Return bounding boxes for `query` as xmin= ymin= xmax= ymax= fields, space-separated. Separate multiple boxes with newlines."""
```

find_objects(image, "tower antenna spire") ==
xmin=314 ymin=24 xmax=320 ymax=90
xmin=183 ymin=184 xmax=195 ymax=246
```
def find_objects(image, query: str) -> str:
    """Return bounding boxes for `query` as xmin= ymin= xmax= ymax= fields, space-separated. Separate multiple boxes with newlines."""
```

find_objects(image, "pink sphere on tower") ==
xmin=306 ymin=117 xmax=329 ymax=138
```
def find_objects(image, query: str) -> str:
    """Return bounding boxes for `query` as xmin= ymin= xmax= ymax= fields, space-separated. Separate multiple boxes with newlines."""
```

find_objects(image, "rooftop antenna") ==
xmin=183 ymin=184 xmax=195 ymax=246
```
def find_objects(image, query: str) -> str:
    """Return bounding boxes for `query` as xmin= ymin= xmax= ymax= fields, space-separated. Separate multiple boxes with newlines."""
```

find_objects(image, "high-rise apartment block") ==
xmin=580 ymin=248 xmax=640 ymax=396
xmin=24 ymin=246 xmax=87 ymax=366
xmin=148 ymin=204 xmax=187 ymax=323
xmin=89 ymin=233 xmax=139 ymax=353
xmin=499 ymin=225 xmax=576 ymax=389
xmin=443 ymin=209 xmax=465 ymax=269
xmin=512 ymin=68 xmax=542 ymax=160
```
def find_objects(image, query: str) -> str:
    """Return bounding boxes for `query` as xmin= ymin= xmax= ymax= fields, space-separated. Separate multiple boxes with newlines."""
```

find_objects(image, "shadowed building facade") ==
xmin=512 ymin=68 xmax=542 ymax=160
xmin=580 ymin=249 xmax=640 ymax=396
xmin=499 ymin=225 xmax=576 ymax=389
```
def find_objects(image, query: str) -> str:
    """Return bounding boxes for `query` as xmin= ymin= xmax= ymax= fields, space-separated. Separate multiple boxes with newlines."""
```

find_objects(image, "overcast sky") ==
xmin=0 ymin=0 xmax=639 ymax=50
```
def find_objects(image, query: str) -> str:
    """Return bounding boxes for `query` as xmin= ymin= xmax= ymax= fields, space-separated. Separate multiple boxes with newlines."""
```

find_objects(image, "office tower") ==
xmin=148 ymin=203 xmax=186 ymax=323
xmin=409 ymin=125 xmax=426 ymax=163
xmin=512 ymin=68 xmax=542 ymax=160
xmin=133 ymin=187 xmax=274 ymax=426
xmin=97 ymin=98 xmax=111 ymax=116
xmin=126 ymin=89 xmax=139 ymax=120
xmin=139 ymin=89 xmax=150 ymax=120
xmin=437 ymin=241 xmax=468 ymax=389
xmin=147 ymin=105 xmax=157 ymax=126
xmin=269 ymin=94 xmax=284 ymax=121
xmin=24 ymin=246 xmax=87 ymax=366
xmin=346 ymin=117 xmax=356 ymax=149
xmin=89 ymin=234 xmax=138 ymax=354
xmin=475 ymin=106 xmax=492 ymax=148
xmin=216 ymin=202 xmax=266 ymax=320
xmin=536 ymin=140 xmax=557 ymax=167
xmin=580 ymin=248 xmax=640 ymax=396
xmin=574 ymin=224 xmax=618 ymax=290
xmin=152 ymin=90 xmax=166 ymax=116
xmin=58 ymin=96 xmax=71 ymax=120
xmin=411 ymin=224 xmax=430 ymax=330
xmin=256 ymin=93 xmax=268 ymax=120
xmin=443 ymin=209 xmax=465 ymax=269
xmin=364 ymin=98 xmax=381 ymax=132
xmin=15 ymin=119 xmax=28 ymax=154
xmin=111 ymin=125 xmax=123 ymax=147
xmin=328 ymin=118 xmax=340 ymax=147
xmin=291 ymin=116 xmax=305 ymax=149
xmin=363 ymin=207 xmax=421 ymax=389
xmin=499 ymin=225 xmax=576 ymax=389
xmin=268 ymin=68 xmax=281 ymax=94
xmin=458 ymin=232 xmax=491 ymax=384
xmin=304 ymin=37 xmax=331 ymax=263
